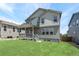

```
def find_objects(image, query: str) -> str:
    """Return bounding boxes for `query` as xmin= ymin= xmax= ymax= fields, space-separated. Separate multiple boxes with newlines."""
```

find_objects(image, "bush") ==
xmin=61 ymin=34 xmax=72 ymax=42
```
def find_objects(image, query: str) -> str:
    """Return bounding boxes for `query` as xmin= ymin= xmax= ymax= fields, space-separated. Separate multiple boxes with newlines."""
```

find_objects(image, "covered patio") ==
xmin=18 ymin=23 xmax=40 ymax=39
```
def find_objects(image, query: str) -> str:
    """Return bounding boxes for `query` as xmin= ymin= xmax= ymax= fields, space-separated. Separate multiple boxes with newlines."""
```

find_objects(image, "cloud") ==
xmin=0 ymin=16 xmax=21 ymax=24
xmin=0 ymin=3 xmax=14 ymax=14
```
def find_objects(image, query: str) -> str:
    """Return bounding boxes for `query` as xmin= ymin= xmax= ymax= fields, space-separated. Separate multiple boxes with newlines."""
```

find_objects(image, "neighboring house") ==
xmin=68 ymin=12 xmax=79 ymax=44
xmin=0 ymin=20 xmax=19 ymax=38
xmin=24 ymin=8 xmax=62 ymax=41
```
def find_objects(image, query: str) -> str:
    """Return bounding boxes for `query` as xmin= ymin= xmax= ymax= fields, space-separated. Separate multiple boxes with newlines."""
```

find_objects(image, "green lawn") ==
xmin=0 ymin=40 xmax=79 ymax=56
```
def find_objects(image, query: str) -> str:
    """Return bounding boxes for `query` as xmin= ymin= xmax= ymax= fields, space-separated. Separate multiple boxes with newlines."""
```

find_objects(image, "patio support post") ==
xmin=25 ymin=27 xmax=26 ymax=37
xmin=32 ymin=26 xmax=34 ymax=38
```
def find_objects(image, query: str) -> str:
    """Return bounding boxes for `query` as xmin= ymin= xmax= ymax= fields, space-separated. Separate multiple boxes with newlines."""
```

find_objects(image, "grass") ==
xmin=0 ymin=40 xmax=79 ymax=56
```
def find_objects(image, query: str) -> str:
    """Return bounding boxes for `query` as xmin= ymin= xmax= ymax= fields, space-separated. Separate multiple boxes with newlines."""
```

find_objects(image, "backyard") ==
xmin=0 ymin=39 xmax=79 ymax=56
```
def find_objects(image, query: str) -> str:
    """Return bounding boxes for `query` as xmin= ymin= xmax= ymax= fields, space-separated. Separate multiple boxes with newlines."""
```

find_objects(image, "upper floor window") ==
xmin=41 ymin=18 xmax=44 ymax=24
xmin=13 ymin=27 xmax=15 ymax=32
xmin=54 ymin=16 xmax=57 ymax=22
xmin=37 ymin=17 xmax=40 ymax=26
xmin=4 ymin=26 xmax=7 ymax=31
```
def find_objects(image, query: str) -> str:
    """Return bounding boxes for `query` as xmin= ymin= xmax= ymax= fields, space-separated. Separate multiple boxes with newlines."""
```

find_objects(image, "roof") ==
xmin=0 ymin=20 xmax=18 ymax=26
xmin=25 ymin=8 xmax=62 ymax=22
xmin=18 ymin=23 xmax=33 ymax=28
xmin=68 ymin=12 xmax=79 ymax=26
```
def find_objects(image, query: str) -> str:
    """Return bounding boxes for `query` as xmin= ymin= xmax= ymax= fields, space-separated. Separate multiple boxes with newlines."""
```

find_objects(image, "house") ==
xmin=23 ymin=8 xmax=62 ymax=41
xmin=68 ymin=12 xmax=79 ymax=44
xmin=0 ymin=20 xmax=19 ymax=38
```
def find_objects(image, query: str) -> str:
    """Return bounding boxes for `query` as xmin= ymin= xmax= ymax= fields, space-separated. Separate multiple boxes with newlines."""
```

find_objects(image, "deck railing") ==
xmin=19 ymin=33 xmax=39 ymax=40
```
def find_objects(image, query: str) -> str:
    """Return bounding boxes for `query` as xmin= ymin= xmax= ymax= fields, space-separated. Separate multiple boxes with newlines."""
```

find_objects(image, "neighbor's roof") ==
xmin=0 ymin=20 xmax=18 ymax=26
xmin=68 ymin=12 xmax=79 ymax=26
xmin=25 ymin=8 xmax=62 ymax=22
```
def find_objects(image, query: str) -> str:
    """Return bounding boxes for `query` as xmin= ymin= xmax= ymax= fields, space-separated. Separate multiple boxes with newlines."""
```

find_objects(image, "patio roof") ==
xmin=18 ymin=23 xmax=33 ymax=28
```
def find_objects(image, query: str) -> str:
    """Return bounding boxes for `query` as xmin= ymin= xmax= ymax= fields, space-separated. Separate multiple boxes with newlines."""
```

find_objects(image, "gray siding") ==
xmin=0 ymin=24 xmax=19 ymax=38
xmin=26 ymin=8 xmax=61 ymax=40
xmin=68 ymin=13 xmax=79 ymax=43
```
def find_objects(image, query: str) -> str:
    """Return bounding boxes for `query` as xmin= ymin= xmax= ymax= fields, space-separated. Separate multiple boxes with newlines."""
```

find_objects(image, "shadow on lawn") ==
xmin=67 ymin=42 xmax=79 ymax=49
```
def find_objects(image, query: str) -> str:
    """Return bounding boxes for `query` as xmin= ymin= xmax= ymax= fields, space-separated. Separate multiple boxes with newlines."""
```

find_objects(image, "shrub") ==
xmin=61 ymin=34 xmax=72 ymax=42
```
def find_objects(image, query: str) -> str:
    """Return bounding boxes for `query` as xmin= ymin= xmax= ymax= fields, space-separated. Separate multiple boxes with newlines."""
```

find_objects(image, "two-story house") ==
xmin=24 ymin=8 xmax=62 ymax=41
xmin=68 ymin=12 xmax=79 ymax=44
xmin=0 ymin=20 xmax=19 ymax=38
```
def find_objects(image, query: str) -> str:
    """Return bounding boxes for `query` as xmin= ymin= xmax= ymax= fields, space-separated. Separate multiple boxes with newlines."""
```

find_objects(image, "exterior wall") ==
xmin=39 ymin=26 xmax=60 ymax=39
xmin=0 ymin=24 xmax=19 ymax=38
xmin=39 ymin=12 xmax=60 ymax=27
xmin=29 ymin=10 xmax=45 ymax=19
xmin=31 ymin=17 xmax=38 ymax=26
xmin=68 ymin=13 xmax=79 ymax=43
xmin=30 ymin=11 xmax=60 ymax=27
xmin=25 ymin=9 xmax=61 ymax=41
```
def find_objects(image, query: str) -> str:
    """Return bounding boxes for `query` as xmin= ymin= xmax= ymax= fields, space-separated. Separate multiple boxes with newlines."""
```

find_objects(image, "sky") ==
xmin=0 ymin=3 xmax=79 ymax=34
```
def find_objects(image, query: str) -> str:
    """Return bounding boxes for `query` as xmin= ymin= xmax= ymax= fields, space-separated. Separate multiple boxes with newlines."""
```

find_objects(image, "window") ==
xmin=50 ymin=32 xmax=53 ymax=35
xmin=54 ymin=16 xmax=57 ymax=22
xmin=4 ymin=26 xmax=7 ymax=31
xmin=76 ymin=20 xmax=78 ymax=24
xmin=17 ymin=28 xmax=21 ymax=32
xmin=77 ymin=23 xmax=78 ymax=26
xmin=42 ymin=32 xmax=45 ymax=35
xmin=41 ymin=18 xmax=44 ymax=24
xmin=76 ymin=20 xmax=79 ymax=26
xmin=13 ymin=27 xmax=15 ymax=32
xmin=20 ymin=28 xmax=21 ymax=32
